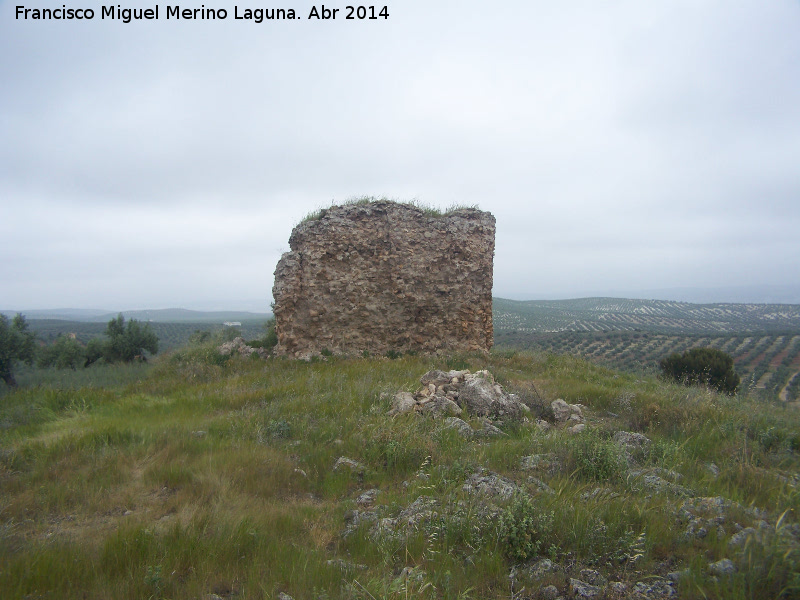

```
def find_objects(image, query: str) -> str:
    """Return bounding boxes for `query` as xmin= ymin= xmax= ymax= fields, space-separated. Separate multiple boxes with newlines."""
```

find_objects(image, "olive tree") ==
xmin=38 ymin=334 xmax=86 ymax=370
xmin=0 ymin=314 xmax=36 ymax=387
xmin=85 ymin=314 xmax=159 ymax=366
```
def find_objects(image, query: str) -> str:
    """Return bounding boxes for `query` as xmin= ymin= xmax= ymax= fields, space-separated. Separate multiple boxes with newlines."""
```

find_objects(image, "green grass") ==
xmin=1 ymin=348 xmax=799 ymax=599
xmin=298 ymin=196 xmax=480 ymax=224
xmin=3 ymin=362 xmax=152 ymax=396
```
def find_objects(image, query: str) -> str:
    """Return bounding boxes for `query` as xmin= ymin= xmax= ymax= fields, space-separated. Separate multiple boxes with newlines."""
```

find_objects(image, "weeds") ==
xmin=498 ymin=493 xmax=555 ymax=562
xmin=1 ymin=349 xmax=798 ymax=599
xmin=566 ymin=429 xmax=625 ymax=482
xmin=298 ymin=197 xmax=481 ymax=225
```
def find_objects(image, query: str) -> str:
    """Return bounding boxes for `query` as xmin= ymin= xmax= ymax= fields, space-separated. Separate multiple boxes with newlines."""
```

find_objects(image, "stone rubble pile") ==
xmin=388 ymin=369 xmax=529 ymax=420
xmin=548 ymin=398 xmax=586 ymax=433
xmin=389 ymin=370 xmax=593 ymax=439
xmin=217 ymin=337 xmax=270 ymax=359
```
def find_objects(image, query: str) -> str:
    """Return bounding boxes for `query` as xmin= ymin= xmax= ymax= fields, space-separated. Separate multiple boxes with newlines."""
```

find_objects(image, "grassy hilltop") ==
xmin=2 ymin=346 xmax=799 ymax=599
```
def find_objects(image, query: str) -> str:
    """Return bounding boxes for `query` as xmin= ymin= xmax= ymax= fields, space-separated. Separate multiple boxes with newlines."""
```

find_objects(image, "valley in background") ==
xmin=10 ymin=297 xmax=800 ymax=402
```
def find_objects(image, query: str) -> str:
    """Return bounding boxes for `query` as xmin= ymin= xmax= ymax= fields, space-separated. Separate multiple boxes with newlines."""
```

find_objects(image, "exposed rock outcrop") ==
xmin=272 ymin=200 xmax=495 ymax=358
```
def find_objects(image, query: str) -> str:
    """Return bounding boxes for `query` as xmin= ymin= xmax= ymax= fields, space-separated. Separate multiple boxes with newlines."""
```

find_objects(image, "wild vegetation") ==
xmin=22 ymin=314 xmax=159 ymax=374
xmin=659 ymin=348 xmax=740 ymax=395
xmin=2 ymin=344 xmax=799 ymax=599
xmin=0 ymin=313 xmax=36 ymax=387
xmin=492 ymin=296 xmax=800 ymax=401
xmin=26 ymin=318 xmax=270 ymax=353
xmin=299 ymin=196 xmax=480 ymax=224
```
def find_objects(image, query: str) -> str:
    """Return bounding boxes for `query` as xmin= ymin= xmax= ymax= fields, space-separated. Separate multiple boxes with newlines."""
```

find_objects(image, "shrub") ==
xmin=188 ymin=330 xmax=211 ymax=345
xmin=262 ymin=318 xmax=278 ymax=351
xmin=498 ymin=492 xmax=554 ymax=562
xmin=84 ymin=314 xmax=159 ymax=366
xmin=659 ymin=347 xmax=740 ymax=395
xmin=568 ymin=430 xmax=625 ymax=482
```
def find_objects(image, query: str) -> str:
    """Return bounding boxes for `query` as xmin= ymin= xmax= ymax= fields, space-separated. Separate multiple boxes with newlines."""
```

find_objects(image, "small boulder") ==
xmin=628 ymin=472 xmax=692 ymax=497
xmin=527 ymin=558 xmax=558 ymax=579
xmin=417 ymin=394 xmax=462 ymax=418
xmin=708 ymin=558 xmax=736 ymax=576
xmin=326 ymin=558 xmax=367 ymax=571
xmin=551 ymin=399 xmax=572 ymax=423
xmin=477 ymin=419 xmax=506 ymax=437
xmin=459 ymin=376 xmax=527 ymax=420
xmin=541 ymin=585 xmax=560 ymax=600
xmin=444 ymin=417 xmax=473 ymax=437
xmin=342 ymin=509 xmax=378 ymax=537
xmin=462 ymin=469 xmax=520 ymax=500
xmin=580 ymin=569 xmax=606 ymax=586
xmin=728 ymin=527 xmax=758 ymax=548
xmin=333 ymin=457 xmax=365 ymax=473
xmin=395 ymin=496 xmax=439 ymax=529
xmin=609 ymin=581 xmax=627 ymax=595
xmin=527 ymin=476 xmax=555 ymax=495
xmin=356 ymin=489 xmax=380 ymax=506
xmin=520 ymin=453 xmax=562 ymax=475
xmin=387 ymin=392 xmax=416 ymax=416
xmin=570 ymin=578 xmax=602 ymax=598
xmin=420 ymin=370 xmax=453 ymax=387
xmin=632 ymin=580 xmax=676 ymax=598
xmin=614 ymin=431 xmax=651 ymax=448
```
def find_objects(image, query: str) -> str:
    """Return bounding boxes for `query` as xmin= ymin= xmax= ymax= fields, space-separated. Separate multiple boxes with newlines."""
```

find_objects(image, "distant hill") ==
xmin=636 ymin=284 xmax=800 ymax=304
xmin=518 ymin=284 xmax=800 ymax=304
xmin=0 ymin=308 xmax=111 ymax=321
xmin=493 ymin=297 xmax=800 ymax=334
xmin=25 ymin=319 xmax=272 ymax=352
xmin=10 ymin=298 xmax=800 ymax=333
xmin=89 ymin=308 xmax=271 ymax=323
xmin=2 ymin=308 xmax=271 ymax=323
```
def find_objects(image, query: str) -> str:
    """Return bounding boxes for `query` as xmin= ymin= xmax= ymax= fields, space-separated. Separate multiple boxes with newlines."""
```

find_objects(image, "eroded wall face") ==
xmin=272 ymin=201 xmax=495 ymax=357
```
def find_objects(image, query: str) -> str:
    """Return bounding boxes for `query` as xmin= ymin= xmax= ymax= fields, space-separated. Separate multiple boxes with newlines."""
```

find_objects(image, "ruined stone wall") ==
xmin=272 ymin=200 xmax=495 ymax=358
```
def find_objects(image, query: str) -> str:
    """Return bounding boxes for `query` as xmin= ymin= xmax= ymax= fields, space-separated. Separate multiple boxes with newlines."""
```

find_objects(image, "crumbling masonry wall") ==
xmin=272 ymin=201 xmax=495 ymax=358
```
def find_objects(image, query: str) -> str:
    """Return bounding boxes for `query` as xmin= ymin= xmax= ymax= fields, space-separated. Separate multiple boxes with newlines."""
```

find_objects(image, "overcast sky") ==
xmin=2 ymin=1 xmax=799 ymax=311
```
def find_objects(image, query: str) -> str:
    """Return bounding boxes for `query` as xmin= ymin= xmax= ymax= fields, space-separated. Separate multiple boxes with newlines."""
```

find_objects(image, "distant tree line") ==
xmin=1 ymin=313 xmax=158 ymax=387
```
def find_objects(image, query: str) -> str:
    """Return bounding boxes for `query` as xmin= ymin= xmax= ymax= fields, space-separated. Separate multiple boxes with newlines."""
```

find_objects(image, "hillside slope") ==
xmin=493 ymin=297 xmax=800 ymax=334
xmin=1 ymin=350 xmax=798 ymax=599
xmin=494 ymin=298 xmax=800 ymax=402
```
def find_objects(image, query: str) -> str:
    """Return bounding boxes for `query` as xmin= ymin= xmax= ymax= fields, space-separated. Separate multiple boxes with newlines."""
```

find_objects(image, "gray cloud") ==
xmin=2 ymin=1 xmax=799 ymax=309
